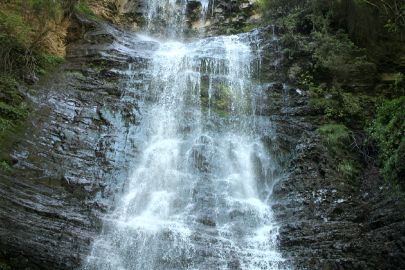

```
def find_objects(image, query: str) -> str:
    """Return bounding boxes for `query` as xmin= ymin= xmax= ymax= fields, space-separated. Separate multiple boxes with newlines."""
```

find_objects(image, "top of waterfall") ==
xmin=145 ymin=0 xmax=210 ymax=39
xmin=200 ymin=0 xmax=209 ymax=10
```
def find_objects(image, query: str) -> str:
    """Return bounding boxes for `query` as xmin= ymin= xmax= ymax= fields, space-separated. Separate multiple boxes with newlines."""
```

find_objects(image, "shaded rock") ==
xmin=0 ymin=19 xmax=157 ymax=270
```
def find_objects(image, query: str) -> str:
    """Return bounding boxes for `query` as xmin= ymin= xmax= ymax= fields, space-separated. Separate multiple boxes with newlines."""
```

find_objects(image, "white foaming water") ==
xmin=146 ymin=0 xmax=188 ymax=37
xmin=83 ymin=1 xmax=288 ymax=269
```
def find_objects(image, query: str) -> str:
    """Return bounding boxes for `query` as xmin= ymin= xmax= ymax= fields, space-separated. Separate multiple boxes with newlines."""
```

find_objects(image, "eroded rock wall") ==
xmin=0 ymin=16 xmax=155 ymax=269
xmin=86 ymin=0 xmax=259 ymax=35
xmin=257 ymin=27 xmax=405 ymax=270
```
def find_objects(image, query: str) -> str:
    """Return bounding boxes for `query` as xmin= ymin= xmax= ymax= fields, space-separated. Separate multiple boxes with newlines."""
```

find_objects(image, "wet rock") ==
xmin=269 ymin=82 xmax=405 ymax=268
xmin=197 ymin=216 xmax=216 ymax=227
xmin=190 ymin=135 xmax=215 ymax=173
xmin=0 ymin=19 xmax=156 ymax=270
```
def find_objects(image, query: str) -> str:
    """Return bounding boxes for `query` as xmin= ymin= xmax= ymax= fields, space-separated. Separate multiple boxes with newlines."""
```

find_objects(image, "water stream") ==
xmin=83 ymin=1 xmax=287 ymax=269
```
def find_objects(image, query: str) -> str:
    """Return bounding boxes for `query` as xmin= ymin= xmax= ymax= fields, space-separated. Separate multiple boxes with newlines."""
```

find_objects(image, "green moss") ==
xmin=199 ymin=80 xmax=233 ymax=117
xmin=75 ymin=1 xmax=99 ymax=21
xmin=213 ymin=84 xmax=232 ymax=110
xmin=67 ymin=71 xmax=86 ymax=79
xmin=305 ymin=72 xmax=380 ymax=128
xmin=200 ymin=81 xmax=233 ymax=114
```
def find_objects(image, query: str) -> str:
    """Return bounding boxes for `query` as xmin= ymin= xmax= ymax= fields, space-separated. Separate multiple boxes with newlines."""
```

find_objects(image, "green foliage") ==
xmin=389 ymin=72 xmax=405 ymax=95
xmin=0 ymin=1 xmax=66 ymax=77
xmin=75 ymin=1 xmax=99 ymax=20
xmin=0 ymin=10 xmax=30 ymax=46
xmin=30 ymin=0 xmax=63 ymax=21
xmin=0 ymin=160 xmax=12 ymax=173
xmin=307 ymin=81 xmax=376 ymax=128
xmin=317 ymin=123 xmax=360 ymax=180
xmin=338 ymin=160 xmax=360 ymax=180
xmin=368 ymin=97 xmax=405 ymax=190
xmin=0 ymin=75 xmax=29 ymax=145
xmin=37 ymin=53 xmax=65 ymax=75
xmin=200 ymin=80 xmax=234 ymax=115
xmin=261 ymin=0 xmax=404 ymax=187
xmin=0 ymin=10 xmax=32 ymax=74
xmin=310 ymin=31 xmax=376 ymax=83
xmin=241 ymin=24 xmax=256 ymax=33
xmin=0 ymin=75 xmax=23 ymax=105
xmin=0 ymin=102 xmax=28 ymax=121
xmin=317 ymin=123 xmax=351 ymax=148
xmin=259 ymin=0 xmax=404 ymax=39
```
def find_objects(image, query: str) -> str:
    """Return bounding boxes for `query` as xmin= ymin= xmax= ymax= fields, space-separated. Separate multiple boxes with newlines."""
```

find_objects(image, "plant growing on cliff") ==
xmin=317 ymin=123 xmax=360 ymax=181
xmin=368 ymin=97 xmax=405 ymax=190
xmin=0 ymin=0 xmax=65 ymax=77
xmin=74 ymin=0 xmax=98 ymax=20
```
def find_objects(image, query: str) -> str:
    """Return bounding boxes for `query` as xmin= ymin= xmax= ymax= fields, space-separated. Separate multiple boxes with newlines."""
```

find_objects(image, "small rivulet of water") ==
xmin=83 ymin=1 xmax=289 ymax=269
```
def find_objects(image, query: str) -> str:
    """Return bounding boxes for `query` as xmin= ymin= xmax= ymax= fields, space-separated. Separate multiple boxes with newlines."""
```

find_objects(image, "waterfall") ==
xmin=83 ymin=1 xmax=288 ymax=269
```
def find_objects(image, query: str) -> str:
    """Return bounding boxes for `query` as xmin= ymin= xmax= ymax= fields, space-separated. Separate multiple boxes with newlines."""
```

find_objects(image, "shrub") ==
xmin=317 ymin=123 xmax=351 ymax=148
xmin=0 ymin=75 xmax=29 ymax=140
xmin=75 ymin=1 xmax=99 ymax=20
xmin=309 ymin=87 xmax=367 ymax=127
xmin=0 ymin=1 xmax=66 ymax=76
xmin=0 ymin=75 xmax=23 ymax=105
xmin=317 ymin=123 xmax=361 ymax=181
xmin=338 ymin=159 xmax=360 ymax=180
xmin=0 ymin=160 xmax=12 ymax=173
xmin=368 ymin=97 xmax=405 ymax=190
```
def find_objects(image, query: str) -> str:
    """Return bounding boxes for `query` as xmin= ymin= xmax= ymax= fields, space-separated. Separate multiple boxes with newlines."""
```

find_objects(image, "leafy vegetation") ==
xmin=368 ymin=97 xmax=405 ymax=190
xmin=257 ymin=0 xmax=404 ymax=187
xmin=0 ymin=75 xmax=28 ymax=131
xmin=317 ymin=123 xmax=360 ymax=180
xmin=74 ymin=1 xmax=99 ymax=20
xmin=0 ymin=1 xmax=103 ymax=171
xmin=317 ymin=123 xmax=351 ymax=149
xmin=0 ymin=75 xmax=29 ymax=172
xmin=0 ymin=0 xmax=85 ymax=171
xmin=0 ymin=0 xmax=65 ymax=76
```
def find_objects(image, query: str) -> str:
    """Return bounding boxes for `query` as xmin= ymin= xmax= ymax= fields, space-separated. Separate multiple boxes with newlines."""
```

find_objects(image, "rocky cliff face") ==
xmin=0 ymin=1 xmax=404 ymax=270
xmin=257 ymin=28 xmax=405 ymax=270
xmin=0 ymin=2 xmax=261 ymax=268
xmin=267 ymin=85 xmax=405 ymax=269
xmin=0 ymin=15 xmax=156 ymax=269
xmin=86 ymin=0 xmax=258 ymax=35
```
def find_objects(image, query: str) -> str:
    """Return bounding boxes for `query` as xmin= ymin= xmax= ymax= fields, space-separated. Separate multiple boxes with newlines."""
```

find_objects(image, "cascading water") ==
xmin=83 ymin=1 xmax=288 ymax=269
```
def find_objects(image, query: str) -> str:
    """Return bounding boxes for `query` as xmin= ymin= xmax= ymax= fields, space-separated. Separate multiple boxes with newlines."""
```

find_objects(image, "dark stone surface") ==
xmin=0 ymin=17 xmax=156 ymax=270
xmin=0 ymin=8 xmax=404 ymax=270
xmin=255 ymin=27 xmax=405 ymax=270
xmin=274 ymin=134 xmax=405 ymax=270
xmin=217 ymin=25 xmax=405 ymax=270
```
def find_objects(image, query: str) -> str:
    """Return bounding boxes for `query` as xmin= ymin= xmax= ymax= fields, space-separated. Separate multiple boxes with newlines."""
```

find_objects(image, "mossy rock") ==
xmin=200 ymin=79 xmax=233 ymax=114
